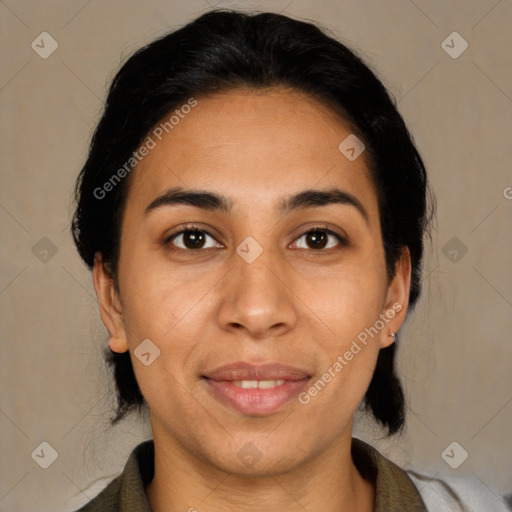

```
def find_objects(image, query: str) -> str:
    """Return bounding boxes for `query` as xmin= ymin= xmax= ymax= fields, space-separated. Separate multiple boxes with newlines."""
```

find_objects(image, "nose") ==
xmin=217 ymin=246 xmax=298 ymax=340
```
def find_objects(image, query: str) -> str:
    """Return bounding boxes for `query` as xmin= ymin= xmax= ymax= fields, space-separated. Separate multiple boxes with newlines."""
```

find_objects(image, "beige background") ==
xmin=1 ymin=0 xmax=511 ymax=510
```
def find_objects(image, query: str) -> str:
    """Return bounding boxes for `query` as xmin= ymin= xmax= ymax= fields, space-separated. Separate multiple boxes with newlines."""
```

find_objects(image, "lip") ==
xmin=203 ymin=362 xmax=311 ymax=381
xmin=202 ymin=362 xmax=311 ymax=415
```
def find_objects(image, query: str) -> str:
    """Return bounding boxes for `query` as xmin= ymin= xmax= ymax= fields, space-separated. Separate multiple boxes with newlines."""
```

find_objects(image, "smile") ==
xmin=203 ymin=377 xmax=310 ymax=415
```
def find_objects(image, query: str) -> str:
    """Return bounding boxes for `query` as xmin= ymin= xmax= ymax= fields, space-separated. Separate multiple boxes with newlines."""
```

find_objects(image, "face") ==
xmin=94 ymin=87 xmax=410 ymax=476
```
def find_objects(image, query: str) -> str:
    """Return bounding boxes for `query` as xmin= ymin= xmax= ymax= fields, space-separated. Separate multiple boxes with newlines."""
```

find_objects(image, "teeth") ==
xmin=233 ymin=380 xmax=285 ymax=389
xmin=257 ymin=379 xmax=285 ymax=389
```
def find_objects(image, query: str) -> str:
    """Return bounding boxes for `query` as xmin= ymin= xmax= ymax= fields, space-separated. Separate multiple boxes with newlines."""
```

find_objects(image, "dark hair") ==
xmin=71 ymin=9 xmax=434 ymax=436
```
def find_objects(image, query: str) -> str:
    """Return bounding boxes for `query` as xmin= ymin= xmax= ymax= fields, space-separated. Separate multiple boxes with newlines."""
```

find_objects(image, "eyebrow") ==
xmin=144 ymin=186 xmax=369 ymax=223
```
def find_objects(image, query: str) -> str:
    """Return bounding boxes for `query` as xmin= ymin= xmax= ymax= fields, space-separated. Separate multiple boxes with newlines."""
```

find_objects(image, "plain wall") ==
xmin=1 ymin=0 xmax=511 ymax=510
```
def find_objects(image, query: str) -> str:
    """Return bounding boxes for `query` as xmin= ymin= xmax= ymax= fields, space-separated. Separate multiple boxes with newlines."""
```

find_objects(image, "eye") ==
xmin=163 ymin=224 xmax=348 ymax=253
xmin=164 ymin=225 xmax=222 ymax=251
xmin=291 ymin=226 xmax=348 ymax=251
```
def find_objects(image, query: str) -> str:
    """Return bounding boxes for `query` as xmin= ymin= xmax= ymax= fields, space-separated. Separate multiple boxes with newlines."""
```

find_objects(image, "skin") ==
xmin=93 ymin=87 xmax=411 ymax=512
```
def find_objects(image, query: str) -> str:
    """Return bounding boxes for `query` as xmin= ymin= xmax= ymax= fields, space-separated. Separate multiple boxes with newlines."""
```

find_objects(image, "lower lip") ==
xmin=203 ymin=378 xmax=310 ymax=415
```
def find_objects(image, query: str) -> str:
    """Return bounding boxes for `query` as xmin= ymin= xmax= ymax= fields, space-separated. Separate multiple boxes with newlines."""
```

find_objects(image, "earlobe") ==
xmin=108 ymin=335 xmax=129 ymax=353
xmin=92 ymin=253 xmax=129 ymax=353
xmin=380 ymin=247 xmax=411 ymax=348
xmin=380 ymin=330 xmax=398 ymax=349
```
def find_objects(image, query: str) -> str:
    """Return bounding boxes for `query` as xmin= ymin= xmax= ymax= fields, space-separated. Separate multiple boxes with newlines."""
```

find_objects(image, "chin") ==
xmin=220 ymin=436 xmax=315 ymax=478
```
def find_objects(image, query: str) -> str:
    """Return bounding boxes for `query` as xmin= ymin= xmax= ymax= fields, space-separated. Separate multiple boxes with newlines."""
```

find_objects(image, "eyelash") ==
xmin=163 ymin=224 xmax=349 ymax=253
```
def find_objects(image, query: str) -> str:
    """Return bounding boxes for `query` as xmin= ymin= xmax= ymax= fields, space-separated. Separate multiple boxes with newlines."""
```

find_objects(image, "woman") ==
xmin=70 ymin=9 xmax=509 ymax=512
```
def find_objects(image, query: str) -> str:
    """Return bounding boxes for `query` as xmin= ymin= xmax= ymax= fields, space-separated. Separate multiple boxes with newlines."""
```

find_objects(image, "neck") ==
xmin=146 ymin=422 xmax=375 ymax=512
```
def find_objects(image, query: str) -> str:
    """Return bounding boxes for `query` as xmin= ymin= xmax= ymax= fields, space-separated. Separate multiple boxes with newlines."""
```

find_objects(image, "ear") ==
xmin=92 ymin=252 xmax=128 ymax=353
xmin=380 ymin=246 xmax=411 ymax=349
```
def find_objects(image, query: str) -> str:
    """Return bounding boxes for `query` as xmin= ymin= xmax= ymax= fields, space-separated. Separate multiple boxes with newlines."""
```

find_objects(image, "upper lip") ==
xmin=203 ymin=362 xmax=311 ymax=381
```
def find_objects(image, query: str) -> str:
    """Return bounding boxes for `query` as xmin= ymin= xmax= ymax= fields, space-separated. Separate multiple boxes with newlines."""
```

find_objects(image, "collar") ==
xmin=77 ymin=437 xmax=427 ymax=511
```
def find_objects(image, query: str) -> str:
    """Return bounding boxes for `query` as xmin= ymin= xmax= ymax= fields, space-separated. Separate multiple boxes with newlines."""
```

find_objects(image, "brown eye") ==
xmin=165 ymin=227 xmax=222 ymax=251
xmin=293 ymin=228 xmax=348 ymax=251
xmin=164 ymin=225 xmax=347 ymax=253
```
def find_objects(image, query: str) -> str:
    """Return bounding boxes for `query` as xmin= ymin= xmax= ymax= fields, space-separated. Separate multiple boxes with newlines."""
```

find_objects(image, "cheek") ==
xmin=294 ymin=255 xmax=386 ymax=393
xmin=117 ymin=259 xmax=220 ymax=400
xmin=297 ymin=270 xmax=384 ymax=413
xmin=119 ymin=253 xmax=219 ymax=340
xmin=297 ymin=255 xmax=387 ymax=337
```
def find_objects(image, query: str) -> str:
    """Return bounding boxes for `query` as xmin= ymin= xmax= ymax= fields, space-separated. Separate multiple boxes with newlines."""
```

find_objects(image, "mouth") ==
xmin=202 ymin=362 xmax=311 ymax=415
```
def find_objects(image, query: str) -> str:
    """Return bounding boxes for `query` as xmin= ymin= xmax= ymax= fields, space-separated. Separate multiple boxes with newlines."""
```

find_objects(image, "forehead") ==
xmin=125 ymin=88 xmax=379 ymax=219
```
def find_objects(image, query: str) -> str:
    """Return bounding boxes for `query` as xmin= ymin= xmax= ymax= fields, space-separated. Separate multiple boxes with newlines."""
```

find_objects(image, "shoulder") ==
xmin=72 ymin=439 xmax=154 ymax=512
xmin=352 ymin=437 xmax=428 ymax=511
xmin=406 ymin=469 xmax=511 ymax=512
xmin=352 ymin=437 xmax=511 ymax=512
